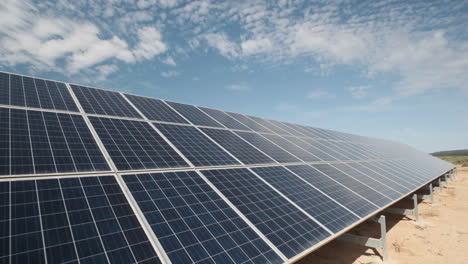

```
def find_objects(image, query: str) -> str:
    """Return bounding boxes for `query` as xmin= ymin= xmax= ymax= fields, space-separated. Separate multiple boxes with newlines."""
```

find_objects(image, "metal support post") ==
xmin=384 ymin=194 xmax=419 ymax=222
xmin=337 ymin=215 xmax=388 ymax=261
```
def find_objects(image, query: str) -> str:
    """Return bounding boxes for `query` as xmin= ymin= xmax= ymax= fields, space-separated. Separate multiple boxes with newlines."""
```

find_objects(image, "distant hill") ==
xmin=431 ymin=149 xmax=468 ymax=156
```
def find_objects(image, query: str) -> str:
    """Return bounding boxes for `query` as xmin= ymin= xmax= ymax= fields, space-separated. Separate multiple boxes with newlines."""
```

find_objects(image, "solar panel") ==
xmin=234 ymin=131 xmax=301 ymax=163
xmin=0 ymin=72 xmax=78 ymax=112
xmin=124 ymin=94 xmax=189 ymax=124
xmin=311 ymin=140 xmax=354 ymax=160
xmin=271 ymin=121 xmax=308 ymax=137
xmin=260 ymin=134 xmax=322 ymax=162
xmin=283 ymin=137 xmax=337 ymax=161
xmin=0 ymin=107 xmax=110 ymax=176
xmin=154 ymin=123 xmax=240 ymax=167
xmin=202 ymin=168 xmax=331 ymax=259
xmin=251 ymin=166 xmax=360 ymax=233
xmin=89 ymin=117 xmax=189 ymax=171
xmin=245 ymin=116 xmax=293 ymax=136
xmin=200 ymin=128 xmax=276 ymax=165
xmin=198 ymin=107 xmax=252 ymax=131
xmin=0 ymin=176 xmax=161 ymax=264
xmin=165 ymin=101 xmax=224 ymax=128
xmin=123 ymin=171 xmax=283 ymax=263
xmin=71 ymin=85 xmax=142 ymax=118
xmin=287 ymin=165 xmax=378 ymax=217
xmin=224 ymin=112 xmax=274 ymax=133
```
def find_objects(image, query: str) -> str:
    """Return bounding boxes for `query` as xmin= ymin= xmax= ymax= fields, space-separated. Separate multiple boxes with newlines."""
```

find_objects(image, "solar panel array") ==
xmin=0 ymin=71 xmax=454 ymax=263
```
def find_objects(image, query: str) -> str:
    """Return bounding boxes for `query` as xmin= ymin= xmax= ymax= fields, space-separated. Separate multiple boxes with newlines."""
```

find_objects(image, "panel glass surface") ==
xmin=71 ymin=85 xmax=142 ymax=118
xmin=202 ymin=168 xmax=331 ymax=259
xmin=199 ymin=107 xmax=252 ymax=131
xmin=287 ymin=165 xmax=378 ymax=217
xmin=0 ymin=176 xmax=160 ymax=264
xmin=260 ymin=134 xmax=321 ymax=162
xmin=0 ymin=72 xmax=78 ymax=112
xmin=89 ymin=117 xmax=189 ymax=171
xmin=224 ymin=112 xmax=273 ymax=134
xmin=251 ymin=166 xmax=360 ymax=233
xmin=245 ymin=116 xmax=292 ymax=136
xmin=154 ymin=123 xmax=240 ymax=167
xmin=166 ymin=101 xmax=224 ymax=128
xmin=234 ymin=131 xmax=301 ymax=163
xmin=0 ymin=107 xmax=110 ymax=176
xmin=200 ymin=128 xmax=275 ymax=165
xmin=285 ymin=137 xmax=337 ymax=161
xmin=347 ymin=163 xmax=412 ymax=194
xmin=123 ymin=171 xmax=283 ymax=264
xmin=125 ymin=94 xmax=189 ymax=124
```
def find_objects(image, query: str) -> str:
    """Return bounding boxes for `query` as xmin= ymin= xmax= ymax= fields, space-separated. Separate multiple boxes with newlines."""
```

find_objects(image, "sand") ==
xmin=298 ymin=166 xmax=468 ymax=264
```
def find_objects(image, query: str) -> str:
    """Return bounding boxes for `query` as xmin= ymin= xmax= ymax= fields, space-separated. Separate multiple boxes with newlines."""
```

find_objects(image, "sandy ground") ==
xmin=298 ymin=166 xmax=468 ymax=264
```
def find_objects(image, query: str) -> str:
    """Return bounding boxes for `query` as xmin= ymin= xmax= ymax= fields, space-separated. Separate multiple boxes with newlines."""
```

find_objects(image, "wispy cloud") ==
xmin=307 ymin=89 xmax=334 ymax=99
xmin=161 ymin=70 xmax=180 ymax=78
xmin=348 ymin=85 xmax=370 ymax=99
xmin=227 ymin=83 xmax=250 ymax=91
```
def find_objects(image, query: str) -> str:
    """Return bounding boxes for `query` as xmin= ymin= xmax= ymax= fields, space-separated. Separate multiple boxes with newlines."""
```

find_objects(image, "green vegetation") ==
xmin=432 ymin=149 xmax=468 ymax=156
xmin=434 ymin=156 xmax=468 ymax=167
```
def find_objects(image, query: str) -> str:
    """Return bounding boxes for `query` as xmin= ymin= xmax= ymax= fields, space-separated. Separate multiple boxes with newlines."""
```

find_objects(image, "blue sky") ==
xmin=0 ymin=0 xmax=467 ymax=153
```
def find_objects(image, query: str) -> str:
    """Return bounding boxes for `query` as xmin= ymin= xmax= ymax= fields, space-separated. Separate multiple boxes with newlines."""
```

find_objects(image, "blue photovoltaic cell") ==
xmin=154 ymin=123 xmax=240 ymax=167
xmin=271 ymin=121 xmax=308 ymax=137
xmin=0 ymin=107 xmax=110 ymax=176
xmin=125 ymin=94 xmax=189 ymax=124
xmin=201 ymin=128 xmax=275 ymax=165
xmin=251 ymin=166 xmax=360 ymax=233
xmin=245 ymin=116 xmax=293 ymax=136
xmin=198 ymin=107 xmax=252 ymax=131
xmin=224 ymin=112 xmax=274 ymax=134
xmin=0 ymin=176 xmax=161 ymax=264
xmin=311 ymin=164 xmax=391 ymax=207
xmin=284 ymin=137 xmax=337 ymax=161
xmin=0 ymin=72 xmax=78 ymax=112
xmin=287 ymin=165 xmax=378 ymax=218
xmin=311 ymin=140 xmax=353 ymax=160
xmin=260 ymin=134 xmax=321 ymax=162
xmin=165 ymin=101 xmax=224 ymax=128
xmin=71 ymin=85 xmax=142 ymax=118
xmin=89 ymin=116 xmax=189 ymax=171
xmin=123 ymin=171 xmax=283 ymax=264
xmin=202 ymin=168 xmax=331 ymax=259
xmin=234 ymin=131 xmax=301 ymax=163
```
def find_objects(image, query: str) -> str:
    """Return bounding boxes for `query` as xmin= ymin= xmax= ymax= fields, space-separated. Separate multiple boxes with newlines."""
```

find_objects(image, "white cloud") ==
xmin=162 ymin=56 xmax=176 ymax=66
xmin=241 ymin=38 xmax=273 ymax=55
xmin=227 ymin=83 xmax=250 ymax=91
xmin=95 ymin=64 xmax=119 ymax=81
xmin=307 ymin=89 xmax=334 ymax=99
xmin=161 ymin=70 xmax=180 ymax=78
xmin=204 ymin=33 xmax=239 ymax=58
xmin=133 ymin=26 xmax=167 ymax=60
xmin=348 ymin=85 xmax=370 ymax=99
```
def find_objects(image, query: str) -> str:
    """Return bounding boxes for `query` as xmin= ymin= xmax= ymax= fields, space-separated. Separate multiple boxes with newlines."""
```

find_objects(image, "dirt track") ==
xmin=298 ymin=166 xmax=468 ymax=264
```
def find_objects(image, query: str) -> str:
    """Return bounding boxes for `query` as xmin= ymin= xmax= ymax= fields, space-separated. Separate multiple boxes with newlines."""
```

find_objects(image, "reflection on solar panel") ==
xmin=0 ymin=107 xmax=110 ymax=176
xmin=1 ymin=71 xmax=455 ymax=264
xmin=0 ymin=176 xmax=161 ymax=264
xmin=234 ymin=131 xmax=301 ymax=163
xmin=202 ymin=168 xmax=331 ymax=259
xmin=89 ymin=117 xmax=189 ymax=171
xmin=198 ymin=107 xmax=252 ymax=131
xmin=201 ymin=128 xmax=275 ymax=165
xmin=71 ymin=85 xmax=142 ymax=118
xmin=123 ymin=171 xmax=283 ymax=263
xmin=124 ymin=95 xmax=189 ymax=124
xmin=251 ymin=166 xmax=360 ymax=233
xmin=154 ymin=123 xmax=240 ymax=167
xmin=166 ymin=101 xmax=224 ymax=128
xmin=0 ymin=72 xmax=78 ymax=112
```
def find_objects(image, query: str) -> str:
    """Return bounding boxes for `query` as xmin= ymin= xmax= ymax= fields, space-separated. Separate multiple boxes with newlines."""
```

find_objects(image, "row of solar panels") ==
xmin=0 ymin=160 xmax=453 ymax=264
xmin=0 ymin=71 xmax=454 ymax=263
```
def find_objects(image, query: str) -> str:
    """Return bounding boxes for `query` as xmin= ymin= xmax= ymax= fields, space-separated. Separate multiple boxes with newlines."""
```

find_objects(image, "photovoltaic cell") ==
xmin=124 ymin=94 xmax=189 ymax=124
xmin=287 ymin=165 xmax=378 ymax=217
xmin=0 ymin=107 xmax=110 ymax=176
xmin=0 ymin=176 xmax=161 ymax=264
xmin=154 ymin=123 xmax=240 ymax=167
xmin=198 ymin=107 xmax=252 ymax=131
xmin=284 ymin=137 xmax=337 ymax=161
xmin=71 ymin=85 xmax=142 ymax=118
xmin=251 ymin=166 xmax=360 ymax=233
xmin=89 ymin=117 xmax=189 ymax=171
xmin=234 ymin=131 xmax=301 ymax=163
xmin=201 ymin=128 xmax=276 ymax=165
xmin=123 ymin=171 xmax=283 ymax=264
xmin=224 ymin=112 xmax=274 ymax=134
xmin=165 ymin=101 xmax=224 ymax=128
xmin=311 ymin=140 xmax=353 ymax=160
xmin=245 ymin=116 xmax=293 ymax=136
xmin=202 ymin=168 xmax=331 ymax=259
xmin=0 ymin=72 xmax=78 ymax=112
xmin=311 ymin=164 xmax=391 ymax=207
xmin=260 ymin=134 xmax=321 ymax=162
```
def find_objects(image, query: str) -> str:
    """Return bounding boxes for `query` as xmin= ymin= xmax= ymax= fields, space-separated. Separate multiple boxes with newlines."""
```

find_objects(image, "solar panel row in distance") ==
xmin=124 ymin=94 xmax=189 ymax=124
xmin=0 ymin=107 xmax=110 ymax=176
xmin=198 ymin=107 xmax=252 ymax=131
xmin=0 ymin=176 xmax=161 ymax=264
xmin=123 ymin=171 xmax=283 ymax=264
xmin=71 ymin=85 xmax=142 ymax=119
xmin=165 ymin=101 xmax=224 ymax=128
xmin=0 ymin=72 xmax=78 ymax=112
xmin=224 ymin=112 xmax=274 ymax=134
